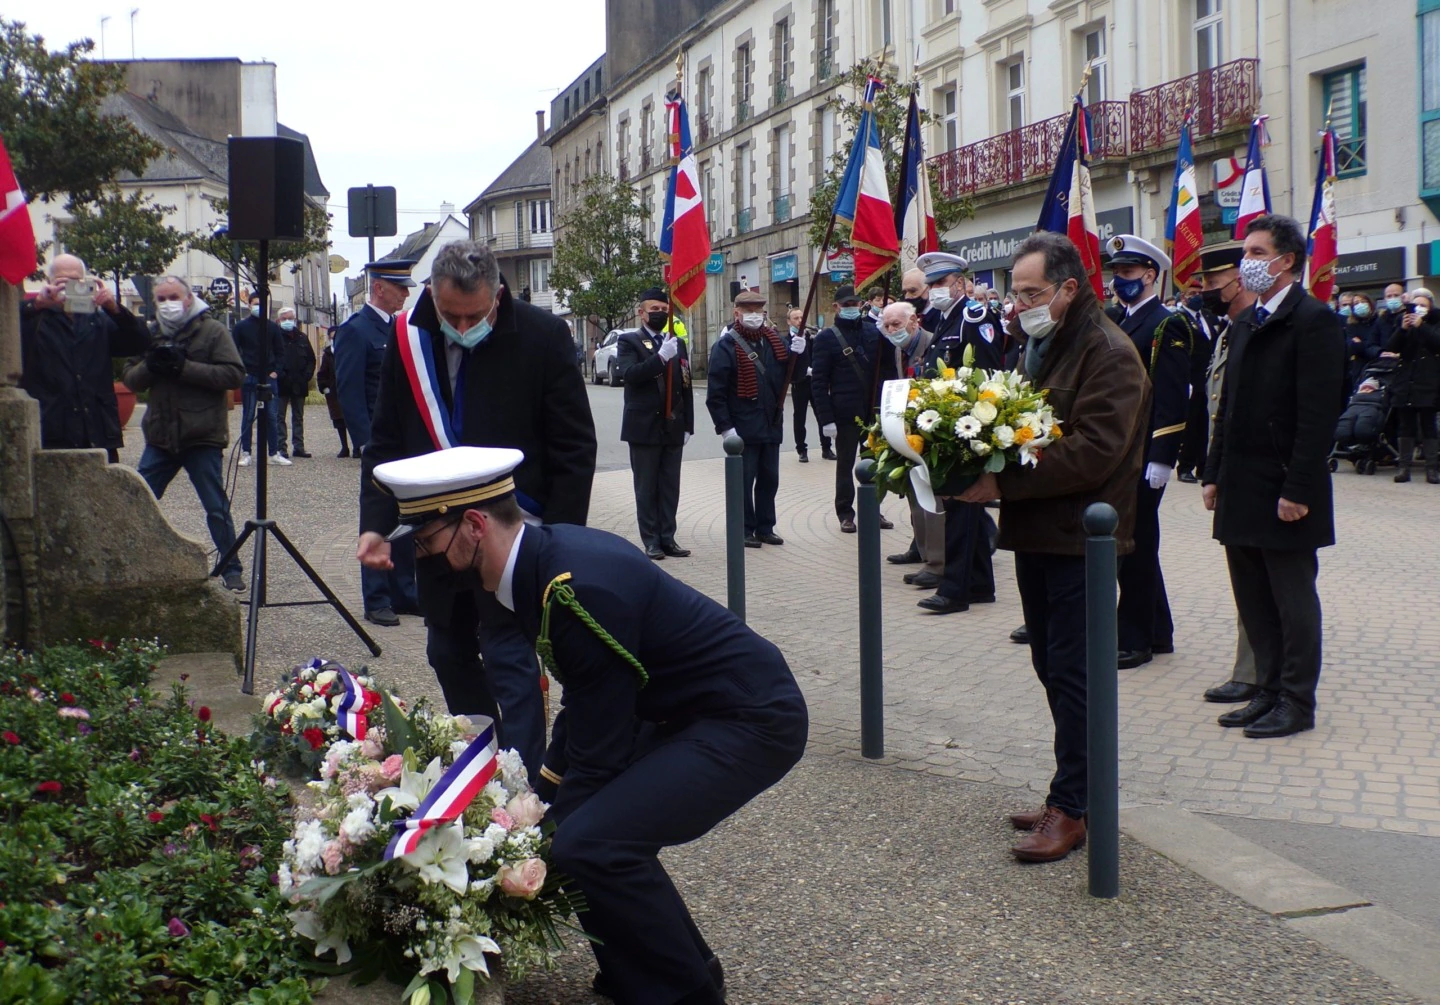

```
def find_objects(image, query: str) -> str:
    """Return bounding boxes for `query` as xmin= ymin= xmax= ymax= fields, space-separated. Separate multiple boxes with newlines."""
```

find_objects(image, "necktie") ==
xmin=1252 ymin=305 xmax=1270 ymax=326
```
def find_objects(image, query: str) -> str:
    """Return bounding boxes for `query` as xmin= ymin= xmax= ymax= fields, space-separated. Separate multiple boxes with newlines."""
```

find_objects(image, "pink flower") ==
xmin=57 ymin=707 xmax=90 ymax=720
xmin=505 ymin=792 xmax=545 ymax=829
xmin=360 ymin=735 xmax=386 ymax=760
xmin=498 ymin=858 xmax=547 ymax=900
xmin=489 ymin=808 xmax=515 ymax=831
xmin=321 ymin=840 xmax=345 ymax=875
xmin=167 ymin=917 xmax=190 ymax=938
xmin=380 ymin=754 xmax=404 ymax=781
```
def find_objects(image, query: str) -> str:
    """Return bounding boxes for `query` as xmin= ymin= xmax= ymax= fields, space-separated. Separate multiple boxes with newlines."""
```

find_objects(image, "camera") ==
xmin=146 ymin=336 xmax=188 ymax=377
xmin=63 ymin=277 xmax=96 ymax=314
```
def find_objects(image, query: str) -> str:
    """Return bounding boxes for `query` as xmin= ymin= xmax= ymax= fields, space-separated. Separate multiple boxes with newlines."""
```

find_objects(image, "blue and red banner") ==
xmin=1307 ymin=128 xmax=1339 ymax=304
xmin=895 ymin=91 xmax=938 ymax=273
xmin=1233 ymin=117 xmax=1272 ymax=239
xmin=1036 ymin=96 xmax=1103 ymax=298
xmin=834 ymin=77 xmax=899 ymax=290
xmin=660 ymin=95 xmax=711 ymax=310
xmin=394 ymin=310 xmax=456 ymax=451
xmin=385 ymin=717 xmax=500 ymax=860
xmin=1165 ymin=116 xmax=1203 ymax=288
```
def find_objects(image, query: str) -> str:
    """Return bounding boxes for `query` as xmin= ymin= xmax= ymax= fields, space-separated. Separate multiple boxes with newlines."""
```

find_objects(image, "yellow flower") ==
xmin=1050 ymin=424 xmax=1064 ymax=440
xmin=866 ymin=432 xmax=880 ymax=452
xmin=907 ymin=387 xmax=920 ymax=401
xmin=978 ymin=389 xmax=1000 ymax=403
xmin=906 ymin=434 xmax=925 ymax=455
xmin=941 ymin=367 xmax=956 ymax=380
xmin=1014 ymin=426 xmax=1035 ymax=445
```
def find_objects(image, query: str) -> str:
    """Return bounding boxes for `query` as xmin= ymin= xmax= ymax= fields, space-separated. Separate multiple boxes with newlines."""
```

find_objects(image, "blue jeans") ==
xmin=240 ymin=376 xmax=280 ymax=456
xmin=137 ymin=445 xmax=242 ymax=576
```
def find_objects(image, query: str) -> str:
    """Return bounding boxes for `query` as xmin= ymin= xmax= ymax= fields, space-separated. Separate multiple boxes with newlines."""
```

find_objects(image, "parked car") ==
xmin=592 ymin=328 xmax=630 ymax=386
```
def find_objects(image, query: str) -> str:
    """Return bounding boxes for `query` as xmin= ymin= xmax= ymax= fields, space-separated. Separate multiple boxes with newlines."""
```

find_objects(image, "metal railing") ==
xmin=737 ymin=206 xmax=753 ymax=234
xmin=697 ymin=113 xmax=712 ymax=142
xmin=617 ymin=160 xmax=629 ymax=182
xmin=482 ymin=231 xmax=555 ymax=252
xmin=641 ymin=148 xmax=653 ymax=171
xmin=1336 ymin=136 xmax=1367 ymax=177
xmin=1130 ymin=57 xmax=1261 ymax=153
xmin=818 ymin=50 xmax=834 ymax=81
xmin=737 ymin=100 xmax=751 ymax=125
xmin=773 ymin=193 xmax=791 ymax=223
xmin=774 ymin=80 xmax=791 ymax=105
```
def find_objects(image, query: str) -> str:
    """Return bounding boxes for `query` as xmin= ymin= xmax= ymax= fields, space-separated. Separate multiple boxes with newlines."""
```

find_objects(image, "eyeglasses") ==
xmin=413 ymin=518 xmax=461 ymax=558
xmin=1011 ymin=282 xmax=1058 ymax=308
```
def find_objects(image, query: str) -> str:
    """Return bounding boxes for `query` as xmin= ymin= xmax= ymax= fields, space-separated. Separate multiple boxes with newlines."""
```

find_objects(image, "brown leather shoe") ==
xmin=1009 ymin=806 xmax=1046 ymax=831
xmin=1011 ymin=806 xmax=1086 ymax=863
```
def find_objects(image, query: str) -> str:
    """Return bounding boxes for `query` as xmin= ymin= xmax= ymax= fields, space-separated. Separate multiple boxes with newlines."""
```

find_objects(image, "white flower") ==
xmin=289 ymin=909 xmax=352 ymax=964
xmin=970 ymin=439 xmax=992 ymax=456
xmin=953 ymin=415 xmax=982 ymax=438
xmin=915 ymin=409 xmax=941 ymax=432
xmin=276 ymin=862 xmax=294 ymax=894
xmin=496 ymin=749 xmax=528 ymax=792
xmin=376 ymin=757 xmax=444 ymax=813
xmin=339 ymin=803 xmax=375 ymax=845
xmin=299 ymin=684 xmax=314 ymax=699
xmin=465 ymin=835 xmax=496 ymax=865
xmin=291 ymin=819 xmax=327 ymax=873
xmin=401 ymin=822 xmax=471 ymax=895
xmin=315 ymin=670 xmax=338 ymax=689
xmin=906 ymin=400 xmax=919 ymax=411
xmin=993 ymin=425 xmax=1016 ymax=449
xmin=978 ymin=380 xmax=1009 ymax=401
xmin=439 ymin=933 xmax=500 ymax=983
xmin=955 ymin=366 xmax=973 ymax=382
xmin=483 ymin=822 xmax=508 ymax=846
xmin=1019 ymin=442 xmax=1042 ymax=467
xmin=971 ymin=400 xmax=999 ymax=425
xmin=449 ymin=740 xmax=470 ymax=762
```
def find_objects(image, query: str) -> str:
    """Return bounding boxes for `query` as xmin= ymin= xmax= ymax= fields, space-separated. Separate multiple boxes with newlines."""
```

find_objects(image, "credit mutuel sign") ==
xmin=948 ymin=208 xmax=1136 ymax=272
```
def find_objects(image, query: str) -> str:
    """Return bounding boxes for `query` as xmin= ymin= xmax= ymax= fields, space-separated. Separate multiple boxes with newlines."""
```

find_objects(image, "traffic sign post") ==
xmin=347 ymin=184 xmax=398 ymax=264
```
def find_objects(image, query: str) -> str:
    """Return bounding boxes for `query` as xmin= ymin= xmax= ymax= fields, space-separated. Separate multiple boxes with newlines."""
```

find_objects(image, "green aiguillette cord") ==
xmin=537 ymin=573 xmax=649 ymax=689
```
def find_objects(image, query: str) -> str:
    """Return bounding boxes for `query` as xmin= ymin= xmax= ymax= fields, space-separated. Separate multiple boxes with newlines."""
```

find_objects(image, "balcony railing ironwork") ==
xmin=697 ymin=113 xmax=712 ymax=142
xmin=737 ymin=100 xmax=751 ymax=125
xmin=773 ymin=193 xmax=791 ymax=224
xmin=483 ymin=231 xmax=555 ymax=252
xmin=641 ymin=148 xmax=653 ymax=171
xmin=618 ymin=160 xmax=630 ymax=182
xmin=737 ymin=207 xmax=753 ymax=234
xmin=818 ymin=51 xmax=834 ymax=81
xmin=1130 ymin=58 xmax=1260 ymax=153
xmin=774 ymin=81 xmax=790 ymax=105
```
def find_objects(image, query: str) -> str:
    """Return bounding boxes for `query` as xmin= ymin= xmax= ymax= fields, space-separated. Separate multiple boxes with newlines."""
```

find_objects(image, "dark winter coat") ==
xmin=705 ymin=325 xmax=790 ymax=444
xmin=1382 ymin=311 xmax=1440 ymax=410
xmin=1334 ymin=389 xmax=1386 ymax=446
xmin=230 ymin=316 xmax=288 ymax=379
xmin=616 ymin=326 xmax=694 ymax=445
xmin=122 ymin=308 xmax=245 ymax=454
xmin=279 ymin=330 xmax=317 ymax=397
xmin=19 ymin=300 xmax=150 ymax=450
xmin=1344 ymin=316 xmax=1385 ymax=390
xmin=811 ymin=316 xmax=896 ymax=425
xmin=1203 ymin=284 xmax=1348 ymax=551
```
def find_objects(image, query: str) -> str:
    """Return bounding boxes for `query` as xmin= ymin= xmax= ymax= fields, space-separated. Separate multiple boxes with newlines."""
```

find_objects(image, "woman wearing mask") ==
xmin=1381 ymin=289 xmax=1440 ymax=483
xmin=1343 ymin=292 xmax=1384 ymax=390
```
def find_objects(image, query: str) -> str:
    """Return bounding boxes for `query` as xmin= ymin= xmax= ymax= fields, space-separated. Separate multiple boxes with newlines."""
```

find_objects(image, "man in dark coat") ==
xmin=275 ymin=307 xmax=316 ymax=459
xmin=786 ymin=306 xmax=833 ymax=462
xmin=1174 ymin=278 xmax=1221 ymax=483
xmin=811 ymin=285 xmax=897 ymax=534
xmin=357 ymin=241 xmax=597 ymax=776
xmin=230 ymin=301 xmax=289 ymax=465
xmin=1106 ymin=235 xmax=1194 ymax=669
xmin=617 ymin=288 xmax=694 ymax=560
xmin=372 ymin=445 xmax=806 ymax=1005
xmin=20 ymin=254 xmax=149 ymax=461
xmin=706 ymin=290 xmax=801 ymax=546
xmin=1380 ymin=288 xmax=1440 ymax=483
xmin=1203 ymin=215 xmax=1348 ymax=739
xmin=314 ymin=329 xmax=350 ymax=457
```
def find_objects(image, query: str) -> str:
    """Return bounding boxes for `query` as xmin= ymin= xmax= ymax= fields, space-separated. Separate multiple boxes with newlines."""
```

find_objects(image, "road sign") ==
xmin=209 ymin=277 xmax=233 ymax=297
xmin=347 ymin=185 xmax=398 ymax=239
xmin=328 ymin=254 xmax=349 ymax=274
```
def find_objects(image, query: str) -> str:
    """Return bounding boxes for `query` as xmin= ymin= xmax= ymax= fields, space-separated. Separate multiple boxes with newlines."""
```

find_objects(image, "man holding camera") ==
xmin=122 ymin=277 xmax=248 ymax=592
xmin=275 ymin=307 xmax=316 ymax=460
xmin=19 ymin=254 xmax=150 ymax=462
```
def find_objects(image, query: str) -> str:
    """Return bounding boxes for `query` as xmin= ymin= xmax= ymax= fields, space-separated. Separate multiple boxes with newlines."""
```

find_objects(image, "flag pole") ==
xmin=663 ymin=53 xmax=683 ymax=423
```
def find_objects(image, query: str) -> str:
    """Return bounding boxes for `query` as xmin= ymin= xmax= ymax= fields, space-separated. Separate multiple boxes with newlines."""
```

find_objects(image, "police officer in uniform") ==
xmin=337 ymin=259 xmax=420 ymax=626
xmin=786 ymin=306 xmax=833 ymax=462
xmin=373 ymin=446 xmax=808 ymax=1005
xmin=1107 ymin=235 xmax=1193 ymax=669
xmin=617 ymin=287 xmax=694 ymax=560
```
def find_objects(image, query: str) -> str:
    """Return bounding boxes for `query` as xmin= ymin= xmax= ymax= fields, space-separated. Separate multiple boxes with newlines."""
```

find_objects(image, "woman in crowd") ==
xmin=1344 ymin=292 xmax=1385 ymax=390
xmin=1382 ymin=289 xmax=1440 ymax=483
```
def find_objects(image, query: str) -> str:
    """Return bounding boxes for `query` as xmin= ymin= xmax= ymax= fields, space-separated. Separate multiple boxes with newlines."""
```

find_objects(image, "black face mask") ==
xmin=1184 ymin=294 xmax=1205 ymax=313
xmin=645 ymin=310 xmax=669 ymax=331
xmin=1200 ymin=287 xmax=1231 ymax=317
xmin=906 ymin=296 xmax=929 ymax=313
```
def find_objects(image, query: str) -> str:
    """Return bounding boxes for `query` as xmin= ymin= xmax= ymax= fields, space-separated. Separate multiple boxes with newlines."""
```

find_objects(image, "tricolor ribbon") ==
xmin=334 ymin=666 xmax=368 ymax=741
xmin=384 ymin=716 xmax=499 ymax=861
xmin=394 ymin=312 xmax=457 ymax=451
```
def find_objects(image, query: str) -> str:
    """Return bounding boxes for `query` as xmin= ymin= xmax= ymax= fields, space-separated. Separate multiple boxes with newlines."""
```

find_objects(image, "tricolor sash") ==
xmin=334 ymin=665 xmax=368 ymax=741
xmin=384 ymin=716 xmax=499 ymax=860
xmin=395 ymin=312 xmax=457 ymax=450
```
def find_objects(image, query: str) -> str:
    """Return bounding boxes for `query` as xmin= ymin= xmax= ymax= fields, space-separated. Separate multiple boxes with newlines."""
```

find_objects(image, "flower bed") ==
xmin=0 ymin=640 xmax=317 ymax=1004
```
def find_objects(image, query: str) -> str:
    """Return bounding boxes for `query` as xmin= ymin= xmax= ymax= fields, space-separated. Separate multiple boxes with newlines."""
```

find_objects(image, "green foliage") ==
xmin=194 ymin=196 xmax=332 ymax=296
xmin=0 ymin=640 xmax=318 ymax=1004
xmin=0 ymin=19 xmax=163 ymax=205
xmin=550 ymin=174 xmax=662 ymax=333
xmin=808 ymin=60 xmax=974 ymax=293
xmin=56 ymin=190 xmax=188 ymax=296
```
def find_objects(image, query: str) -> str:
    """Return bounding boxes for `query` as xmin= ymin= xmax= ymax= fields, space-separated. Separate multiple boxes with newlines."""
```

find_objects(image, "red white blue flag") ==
xmin=385 ymin=717 xmax=499 ymax=860
xmin=334 ymin=666 xmax=368 ymax=741
xmin=834 ymin=77 xmax=899 ymax=290
xmin=659 ymin=95 xmax=711 ymax=310
xmin=1036 ymin=96 xmax=1103 ymax=297
xmin=393 ymin=309 xmax=456 ymax=451
xmin=1306 ymin=128 xmax=1339 ymax=304
xmin=0 ymin=131 xmax=36 ymax=285
xmin=1165 ymin=116 xmax=1203 ymax=288
xmin=895 ymin=91 xmax=938 ymax=273
xmin=1233 ymin=117 xmax=1272 ymax=239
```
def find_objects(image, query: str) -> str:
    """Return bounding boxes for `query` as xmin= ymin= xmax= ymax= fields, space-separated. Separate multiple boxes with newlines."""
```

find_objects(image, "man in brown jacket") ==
xmin=959 ymin=232 xmax=1150 ymax=863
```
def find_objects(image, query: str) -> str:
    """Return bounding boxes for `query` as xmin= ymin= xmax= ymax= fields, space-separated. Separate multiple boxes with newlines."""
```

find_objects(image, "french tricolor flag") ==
xmin=393 ymin=309 xmax=456 ymax=451
xmin=384 ymin=717 xmax=499 ymax=860
xmin=895 ymin=90 xmax=938 ymax=273
xmin=1037 ymin=96 xmax=1102 ymax=298
xmin=334 ymin=666 xmax=368 ymax=741
xmin=834 ymin=77 xmax=899 ymax=290
xmin=1232 ymin=117 xmax=1272 ymax=239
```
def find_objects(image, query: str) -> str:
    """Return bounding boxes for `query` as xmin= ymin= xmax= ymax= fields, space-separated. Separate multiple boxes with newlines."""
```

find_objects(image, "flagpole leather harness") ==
xmin=537 ymin=573 xmax=650 ymax=690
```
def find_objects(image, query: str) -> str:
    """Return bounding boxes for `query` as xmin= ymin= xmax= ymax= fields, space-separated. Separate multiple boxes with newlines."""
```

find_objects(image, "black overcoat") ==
xmin=616 ymin=326 xmax=693 ymax=445
xmin=1382 ymin=312 xmax=1440 ymax=409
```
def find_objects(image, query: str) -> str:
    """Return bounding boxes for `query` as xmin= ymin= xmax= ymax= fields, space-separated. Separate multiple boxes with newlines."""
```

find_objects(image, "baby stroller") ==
xmin=1330 ymin=357 xmax=1399 ymax=475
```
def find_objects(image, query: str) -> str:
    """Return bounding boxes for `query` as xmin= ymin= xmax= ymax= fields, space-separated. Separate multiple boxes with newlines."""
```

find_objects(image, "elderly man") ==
xmin=122 ymin=277 xmax=247 ymax=591
xmin=275 ymin=307 xmax=316 ymax=459
xmin=880 ymin=302 xmax=945 ymax=588
xmin=230 ymin=298 xmax=289 ymax=467
xmin=358 ymin=241 xmax=597 ymax=776
xmin=786 ymin=306 xmax=832 ymax=463
xmin=957 ymin=232 xmax=1150 ymax=862
xmin=19 ymin=254 xmax=150 ymax=461
xmin=1203 ymin=215 xmax=1348 ymax=738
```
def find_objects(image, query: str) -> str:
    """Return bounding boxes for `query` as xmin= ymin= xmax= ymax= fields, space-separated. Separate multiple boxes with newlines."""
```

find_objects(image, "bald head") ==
xmin=901 ymin=269 xmax=927 ymax=301
xmin=49 ymin=254 xmax=86 ymax=282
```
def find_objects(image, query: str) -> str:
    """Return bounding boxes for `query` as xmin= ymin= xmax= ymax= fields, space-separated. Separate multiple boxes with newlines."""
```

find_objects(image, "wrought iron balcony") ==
xmin=618 ymin=160 xmax=630 ymax=182
xmin=737 ymin=100 xmax=751 ymax=125
xmin=641 ymin=148 xmax=653 ymax=171
xmin=773 ymin=193 xmax=792 ymax=223
xmin=1130 ymin=58 xmax=1261 ymax=153
xmin=774 ymin=80 xmax=791 ymax=105
xmin=818 ymin=52 xmax=834 ymax=81
xmin=482 ymin=231 xmax=555 ymax=252
xmin=697 ymin=113 xmax=712 ymax=142
xmin=737 ymin=207 xmax=753 ymax=234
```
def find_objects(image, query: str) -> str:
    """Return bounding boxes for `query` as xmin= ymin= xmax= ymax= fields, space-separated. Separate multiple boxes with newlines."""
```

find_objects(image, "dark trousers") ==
xmin=1014 ymin=552 xmax=1088 ymax=818
xmin=137 ymin=444 xmax=241 ymax=577
xmin=629 ymin=442 xmax=683 ymax=549
xmin=425 ymin=589 xmax=548 ymax=777
xmin=791 ymin=380 xmax=831 ymax=455
xmin=550 ymin=709 xmax=807 ymax=1005
xmin=833 ymin=420 xmax=862 ymax=519
xmin=239 ymin=375 xmax=280 ymax=456
xmin=938 ymin=501 xmax=995 ymax=600
xmin=361 ymin=537 xmax=418 ymax=614
xmin=1177 ymin=388 xmax=1210 ymax=473
xmin=741 ymin=442 xmax=780 ymax=536
xmin=1394 ymin=407 xmax=1439 ymax=440
xmin=1117 ymin=481 xmax=1173 ymax=652
xmin=1225 ymin=545 xmax=1323 ymax=714
xmin=276 ymin=394 xmax=307 ymax=453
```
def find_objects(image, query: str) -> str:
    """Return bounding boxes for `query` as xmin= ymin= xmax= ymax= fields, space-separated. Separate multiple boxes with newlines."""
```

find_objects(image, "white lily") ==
xmin=401 ymin=821 xmax=471 ymax=894
xmin=289 ymin=909 xmax=352 ymax=964
xmin=440 ymin=933 xmax=501 ymax=983
xmin=376 ymin=756 xmax=444 ymax=814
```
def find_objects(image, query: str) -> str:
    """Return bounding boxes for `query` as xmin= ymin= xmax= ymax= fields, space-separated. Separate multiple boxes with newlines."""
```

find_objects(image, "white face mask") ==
xmin=928 ymin=286 xmax=954 ymax=311
xmin=1240 ymin=256 xmax=1280 ymax=295
xmin=740 ymin=312 xmax=765 ymax=329
xmin=1018 ymin=304 xmax=1057 ymax=339
xmin=250 ymin=304 xmax=261 ymax=317
xmin=883 ymin=328 xmax=909 ymax=346
xmin=157 ymin=300 xmax=187 ymax=323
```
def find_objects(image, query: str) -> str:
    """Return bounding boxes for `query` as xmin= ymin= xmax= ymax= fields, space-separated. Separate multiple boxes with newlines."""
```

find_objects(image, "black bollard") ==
xmin=855 ymin=459 xmax=884 ymax=759
xmin=1083 ymin=501 xmax=1120 ymax=898
xmin=723 ymin=432 xmax=746 ymax=621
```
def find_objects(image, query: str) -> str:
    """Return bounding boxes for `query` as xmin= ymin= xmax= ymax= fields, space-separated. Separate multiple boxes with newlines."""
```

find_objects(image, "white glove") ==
xmin=822 ymin=423 xmax=837 ymax=439
xmin=1146 ymin=462 xmax=1172 ymax=490
xmin=789 ymin=334 xmax=807 ymax=354
xmin=683 ymin=432 xmax=691 ymax=446
xmin=806 ymin=366 xmax=813 ymax=377
xmin=721 ymin=427 xmax=738 ymax=440
xmin=657 ymin=336 xmax=679 ymax=362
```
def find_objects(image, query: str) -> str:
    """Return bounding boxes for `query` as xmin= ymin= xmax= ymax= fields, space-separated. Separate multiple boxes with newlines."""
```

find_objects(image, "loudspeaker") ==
xmin=227 ymin=137 xmax=306 ymax=241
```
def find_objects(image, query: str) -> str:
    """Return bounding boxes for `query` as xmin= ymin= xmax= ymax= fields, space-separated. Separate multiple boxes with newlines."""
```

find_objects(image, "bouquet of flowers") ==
xmin=861 ymin=345 xmax=1060 ymax=512
xmin=280 ymin=696 xmax=579 ymax=1005
xmin=253 ymin=658 xmax=388 ymax=777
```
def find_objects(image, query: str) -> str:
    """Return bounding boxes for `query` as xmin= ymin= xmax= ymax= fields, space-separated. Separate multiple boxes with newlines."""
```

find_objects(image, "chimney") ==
xmin=536 ymin=109 xmax=546 ymax=140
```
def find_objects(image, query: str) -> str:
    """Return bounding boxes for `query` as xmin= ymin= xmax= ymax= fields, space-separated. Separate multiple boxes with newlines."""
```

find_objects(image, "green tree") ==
xmin=550 ymin=175 xmax=661 ymax=334
xmin=193 ymin=196 xmax=332 ymax=296
xmin=808 ymin=60 xmax=973 ymax=294
xmin=0 ymin=19 xmax=163 ymax=205
xmin=57 ymin=190 xmax=188 ymax=298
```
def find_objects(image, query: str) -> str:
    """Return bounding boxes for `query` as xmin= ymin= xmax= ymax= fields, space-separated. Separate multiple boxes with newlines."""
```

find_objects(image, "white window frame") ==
xmin=942 ymin=86 xmax=958 ymax=150
xmin=1193 ymin=0 xmax=1224 ymax=72
xmin=1084 ymin=26 xmax=1107 ymax=104
xmin=1006 ymin=60 xmax=1026 ymax=131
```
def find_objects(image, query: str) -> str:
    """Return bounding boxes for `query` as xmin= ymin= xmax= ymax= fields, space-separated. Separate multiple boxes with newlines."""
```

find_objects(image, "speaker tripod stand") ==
xmin=210 ymin=238 xmax=381 ymax=694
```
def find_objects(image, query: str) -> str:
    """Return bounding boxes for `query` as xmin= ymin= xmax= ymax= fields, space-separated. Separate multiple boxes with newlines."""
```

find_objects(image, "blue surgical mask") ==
xmin=1338 ymin=306 xmax=1352 ymax=317
xmin=1387 ymin=297 xmax=1404 ymax=312
xmin=838 ymin=306 xmax=862 ymax=321
xmin=1113 ymin=276 xmax=1147 ymax=305
xmin=441 ymin=313 xmax=493 ymax=349
xmin=1354 ymin=303 xmax=1371 ymax=318
xmin=279 ymin=320 xmax=296 ymax=331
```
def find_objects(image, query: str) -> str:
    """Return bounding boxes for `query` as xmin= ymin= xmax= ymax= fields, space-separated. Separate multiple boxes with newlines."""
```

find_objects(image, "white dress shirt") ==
xmin=495 ymin=524 xmax=526 ymax=613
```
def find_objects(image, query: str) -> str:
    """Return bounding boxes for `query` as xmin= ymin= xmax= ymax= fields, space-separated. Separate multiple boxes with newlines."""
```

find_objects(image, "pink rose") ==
xmin=505 ymin=792 xmax=545 ymax=829
xmin=360 ymin=735 xmax=386 ymax=760
xmin=490 ymin=808 xmax=515 ymax=831
xmin=380 ymin=754 xmax=404 ymax=781
xmin=321 ymin=840 xmax=345 ymax=875
xmin=497 ymin=858 xmax=547 ymax=900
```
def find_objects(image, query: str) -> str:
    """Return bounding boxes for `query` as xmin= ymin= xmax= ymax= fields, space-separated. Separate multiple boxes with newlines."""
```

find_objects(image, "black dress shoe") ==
xmin=822 ymin=448 xmax=837 ymax=460
xmin=1117 ymin=649 xmax=1153 ymax=669
xmin=293 ymin=450 xmax=313 ymax=458
xmin=839 ymin=517 xmax=856 ymax=533
xmin=918 ymin=594 xmax=969 ymax=614
xmin=904 ymin=570 xmax=941 ymax=588
xmin=797 ymin=450 xmax=809 ymax=463
xmin=662 ymin=541 xmax=691 ymax=557
xmin=364 ymin=607 xmax=399 ymax=627
xmin=1153 ymin=642 xmax=1175 ymax=654
xmin=756 ymin=532 xmax=784 ymax=545
xmin=744 ymin=535 xmax=762 ymax=548
xmin=879 ymin=515 xmax=894 ymax=529
xmin=1243 ymin=698 xmax=1315 ymax=739
xmin=336 ymin=448 xmax=351 ymax=458
xmin=1218 ymin=693 xmax=1278 ymax=728
xmin=594 ymin=956 xmax=725 ymax=1001
xmin=1010 ymin=624 xmax=1030 ymax=644
xmin=1204 ymin=680 xmax=1259 ymax=703
xmin=887 ymin=549 xmax=922 ymax=564
xmin=645 ymin=544 xmax=666 ymax=560
xmin=394 ymin=602 xmax=423 ymax=616
xmin=1177 ymin=471 xmax=1198 ymax=483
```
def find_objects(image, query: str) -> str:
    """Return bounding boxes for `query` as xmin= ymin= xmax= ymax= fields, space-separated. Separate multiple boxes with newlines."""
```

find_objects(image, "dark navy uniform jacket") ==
xmin=705 ymin=326 xmax=790 ymax=443
xmin=1121 ymin=297 xmax=1193 ymax=468
xmin=616 ymin=325 xmax=694 ymax=445
xmin=512 ymin=524 xmax=808 ymax=824
xmin=333 ymin=303 xmax=390 ymax=451
xmin=811 ymin=316 xmax=895 ymax=424
xmin=924 ymin=301 xmax=1008 ymax=373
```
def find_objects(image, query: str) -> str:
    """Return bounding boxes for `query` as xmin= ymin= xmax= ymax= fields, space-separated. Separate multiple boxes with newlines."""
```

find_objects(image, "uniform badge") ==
xmin=682 ymin=360 xmax=692 ymax=388
xmin=980 ymin=324 xmax=996 ymax=343
xmin=642 ymin=340 xmax=654 ymax=350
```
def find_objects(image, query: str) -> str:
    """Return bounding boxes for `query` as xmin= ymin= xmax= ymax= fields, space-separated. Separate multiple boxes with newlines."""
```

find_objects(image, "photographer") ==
xmin=19 ymin=254 xmax=150 ymax=462
xmin=1382 ymin=288 xmax=1440 ymax=483
xmin=123 ymin=277 xmax=247 ymax=591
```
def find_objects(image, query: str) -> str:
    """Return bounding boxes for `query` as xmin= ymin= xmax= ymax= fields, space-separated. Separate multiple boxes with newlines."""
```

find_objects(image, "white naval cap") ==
xmin=373 ymin=446 xmax=525 ymax=541
xmin=917 ymin=251 xmax=970 ymax=283
xmin=1105 ymin=234 xmax=1171 ymax=272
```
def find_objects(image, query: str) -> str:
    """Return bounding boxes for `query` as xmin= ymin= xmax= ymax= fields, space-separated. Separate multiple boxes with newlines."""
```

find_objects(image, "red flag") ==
xmin=659 ymin=98 xmax=711 ymax=310
xmin=0 ymin=132 xmax=37 ymax=285
xmin=1307 ymin=130 xmax=1338 ymax=304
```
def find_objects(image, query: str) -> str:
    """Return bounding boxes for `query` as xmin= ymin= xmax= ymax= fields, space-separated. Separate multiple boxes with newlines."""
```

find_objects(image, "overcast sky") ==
xmin=8 ymin=0 xmax=605 ymax=272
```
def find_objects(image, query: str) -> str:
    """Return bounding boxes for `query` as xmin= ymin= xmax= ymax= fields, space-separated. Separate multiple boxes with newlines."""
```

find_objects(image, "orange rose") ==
xmin=1014 ymin=427 xmax=1035 ymax=444
xmin=1050 ymin=424 xmax=1064 ymax=440
xmin=906 ymin=434 xmax=925 ymax=454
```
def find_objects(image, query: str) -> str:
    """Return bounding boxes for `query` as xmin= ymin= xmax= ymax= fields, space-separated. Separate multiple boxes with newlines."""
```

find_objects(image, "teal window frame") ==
xmin=1421 ymin=0 xmax=1440 ymax=208
xmin=1323 ymin=66 xmax=1366 ymax=178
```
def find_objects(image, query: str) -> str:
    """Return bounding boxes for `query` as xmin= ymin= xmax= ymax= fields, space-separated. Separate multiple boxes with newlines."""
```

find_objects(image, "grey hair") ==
xmin=277 ymin=305 xmax=297 ymax=317
xmin=1013 ymin=232 xmax=1089 ymax=289
xmin=48 ymin=253 xmax=87 ymax=277
xmin=430 ymin=241 xmax=501 ymax=294
xmin=153 ymin=275 xmax=190 ymax=294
